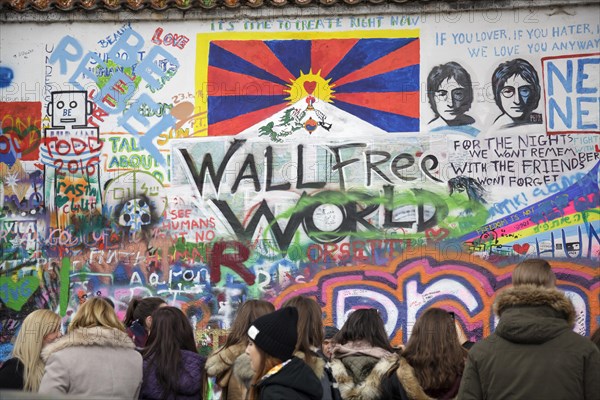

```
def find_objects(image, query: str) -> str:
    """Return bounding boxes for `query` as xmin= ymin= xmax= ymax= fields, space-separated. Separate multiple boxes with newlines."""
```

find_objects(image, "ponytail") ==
xmin=123 ymin=297 xmax=141 ymax=327
xmin=123 ymin=297 xmax=166 ymax=328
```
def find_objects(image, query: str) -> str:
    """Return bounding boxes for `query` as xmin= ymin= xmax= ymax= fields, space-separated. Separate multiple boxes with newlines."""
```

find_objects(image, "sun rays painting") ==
xmin=196 ymin=30 xmax=420 ymax=137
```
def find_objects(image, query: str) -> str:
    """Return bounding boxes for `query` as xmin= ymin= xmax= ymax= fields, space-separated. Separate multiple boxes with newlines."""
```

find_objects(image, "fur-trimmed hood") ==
xmin=395 ymin=356 xmax=436 ymax=400
xmin=232 ymin=353 xmax=254 ymax=388
xmin=205 ymin=342 xmax=254 ymax=397
xmin=494 ymin=285 xmax=576 ymax=325
xmin=205 ymin=342 xmax=246 ymax=378
xmin=41 ymin=326 xmax=134 ymax=362
xmin=494 ymin=285 xmax=576 ymax=345
xmin=295 ymin=351 xmax=326 ymax=379
xmin=331 ymin=353 xmax=460 ymax=400
xmin=330 ymin=354 xmax=398 ymax=400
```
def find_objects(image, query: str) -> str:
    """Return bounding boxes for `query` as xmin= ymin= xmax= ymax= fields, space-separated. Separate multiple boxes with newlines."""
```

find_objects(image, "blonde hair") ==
xmin=512 ymin=259 xmax=556 ymax=288
xmin=12 ymin=309 xmax=61 ymax=391
xmin=69 ymin=297 xmax=125 ymax=332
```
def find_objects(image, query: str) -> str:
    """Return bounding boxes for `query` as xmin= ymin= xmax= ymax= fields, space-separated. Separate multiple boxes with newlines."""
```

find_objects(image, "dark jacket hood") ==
xmin=257 ymin=357 xmax=323 ymax=400
xmin=337 ymin=354 xmax=381 ymax=384
xmin=493 ymin=285 xmax=576 ymax=345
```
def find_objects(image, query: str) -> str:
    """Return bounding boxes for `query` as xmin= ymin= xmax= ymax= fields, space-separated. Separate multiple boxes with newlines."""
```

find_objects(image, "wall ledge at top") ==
xmin=0 ymin=0 xmax=598 ymax=23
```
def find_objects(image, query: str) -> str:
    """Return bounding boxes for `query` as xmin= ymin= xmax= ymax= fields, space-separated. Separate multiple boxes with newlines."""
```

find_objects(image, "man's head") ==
xmin=492 ymin=59 xmax=541 ymax=121
xmin=322 ymin=325 xmax=339 ymax=359
xmin=512 ymin=258 xmax=556 ymax=288
xmin=427 ymin=62 xmax=474 ymax=123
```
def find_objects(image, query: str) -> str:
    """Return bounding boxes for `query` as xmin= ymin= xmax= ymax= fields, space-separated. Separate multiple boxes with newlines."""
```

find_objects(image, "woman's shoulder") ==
xmin=263 ymin=358 xmax=321 ymax=384
xmin=0 ymin=358 xmax=24 ymax=377
xmin=205 ymin=342 xmax=246 ymax=376
xmin=0 ymin=358 xmax=25 ymax=390
xmin=290 ymin=356 xmax=321 ymax=375
xmin=259 ymin=358 xmax=323 ymax=400
xmin=41 ymin=327 xmax=136 ymax=362
xmin=394 ymin=356 xmax=436 ymax=400
xmin=181 ymin=350 xmax=206 ymax=366
xmin=0 ymin=358 xmax=23 ymax=369
xmin=294 ymin=351 xmax=326 ymax=378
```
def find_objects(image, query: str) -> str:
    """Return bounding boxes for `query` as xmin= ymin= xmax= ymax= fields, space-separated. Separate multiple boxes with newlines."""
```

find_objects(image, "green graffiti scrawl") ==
xmin=259 ymin=187 xmax=489 ymax=256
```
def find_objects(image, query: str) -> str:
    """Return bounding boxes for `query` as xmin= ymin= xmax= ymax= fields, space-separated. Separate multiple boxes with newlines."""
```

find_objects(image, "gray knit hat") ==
xmin=248 ymin=307 xmax=298 ymax=361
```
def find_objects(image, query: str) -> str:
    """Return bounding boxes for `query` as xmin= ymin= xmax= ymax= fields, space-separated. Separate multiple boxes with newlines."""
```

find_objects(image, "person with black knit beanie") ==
xmin=246 ymin=307 xmax=323 ymax=400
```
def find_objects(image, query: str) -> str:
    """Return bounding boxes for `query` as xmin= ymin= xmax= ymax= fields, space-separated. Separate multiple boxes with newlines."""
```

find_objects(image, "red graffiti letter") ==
xmin=210 ymin=241 xmax=254 ymax=285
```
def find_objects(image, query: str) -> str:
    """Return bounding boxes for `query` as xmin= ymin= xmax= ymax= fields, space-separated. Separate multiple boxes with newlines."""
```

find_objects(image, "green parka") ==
xmin=458 ymin=285 xmax=600 ymax=400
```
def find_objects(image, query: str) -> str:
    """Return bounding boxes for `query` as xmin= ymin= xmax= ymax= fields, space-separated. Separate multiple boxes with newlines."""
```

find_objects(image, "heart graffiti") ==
xmin=512 ymin=243 xmax=530 ymax=255
xmin=303 ymin=81 xmax=317 ymax=95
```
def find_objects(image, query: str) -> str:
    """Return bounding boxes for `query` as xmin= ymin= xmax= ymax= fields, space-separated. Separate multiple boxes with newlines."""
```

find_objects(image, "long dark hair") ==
xmin=402 ymin=308 xmax=466 ymax=394
xmin=222 ymin=300 xmax=275 ymax=348
xmin=143 ymin=307 xmax=198 ymax=400
xmin=333 ymin=309 xmax=394 ymax=352
xmin=123 ymin=296 xmax=166 ymax=329
xmin=282 ymin=295 xmax=323 ymax=364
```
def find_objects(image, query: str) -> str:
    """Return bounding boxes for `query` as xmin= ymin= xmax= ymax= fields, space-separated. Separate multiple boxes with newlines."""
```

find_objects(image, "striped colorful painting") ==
xmin=197 ymin=32 xmax=420 ymax=136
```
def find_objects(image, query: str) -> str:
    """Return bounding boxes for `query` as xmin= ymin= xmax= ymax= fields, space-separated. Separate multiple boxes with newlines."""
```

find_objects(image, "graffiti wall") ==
xmin=1 ymin=4 xmax=599 ymax=358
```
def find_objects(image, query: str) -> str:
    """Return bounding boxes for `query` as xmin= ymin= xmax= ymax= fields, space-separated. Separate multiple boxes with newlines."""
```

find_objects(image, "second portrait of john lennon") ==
xmin=491 ymin=58 xmax=543 ymax=128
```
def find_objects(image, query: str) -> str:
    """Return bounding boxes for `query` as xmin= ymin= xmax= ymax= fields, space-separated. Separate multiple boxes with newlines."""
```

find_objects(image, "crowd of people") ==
xmin=0 ymin=258 xmax=599 ymax=399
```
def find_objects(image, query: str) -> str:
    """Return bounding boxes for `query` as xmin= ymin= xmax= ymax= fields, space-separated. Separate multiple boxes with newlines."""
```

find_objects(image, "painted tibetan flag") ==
xmin=196 ymin=30 xmax=420 ymax=136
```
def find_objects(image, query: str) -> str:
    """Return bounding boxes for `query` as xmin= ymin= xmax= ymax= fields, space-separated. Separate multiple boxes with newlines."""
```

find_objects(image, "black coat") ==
xmin=255 ymin=357 xmax=323 ymax=400
xmin=0 ymin=358 xmax=24 ymax=390
xmin=296 ymin=350 xmax=342 ymax=400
